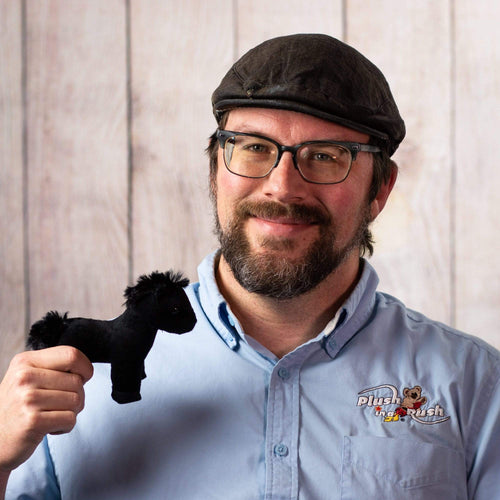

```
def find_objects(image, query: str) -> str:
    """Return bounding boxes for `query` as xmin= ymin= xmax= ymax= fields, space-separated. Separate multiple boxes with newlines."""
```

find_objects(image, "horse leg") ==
xmin=110 ymin=359 xmax=144 ymax=404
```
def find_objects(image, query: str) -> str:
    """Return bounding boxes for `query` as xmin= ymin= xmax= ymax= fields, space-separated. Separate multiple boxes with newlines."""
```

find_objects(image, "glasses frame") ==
xmin=216 ymin=129 xmax=381 ymax=185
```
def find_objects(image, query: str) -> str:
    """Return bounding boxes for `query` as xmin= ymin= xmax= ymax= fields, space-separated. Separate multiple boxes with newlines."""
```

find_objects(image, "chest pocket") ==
xmin=341 ymin=436 xmax=467 ymax=500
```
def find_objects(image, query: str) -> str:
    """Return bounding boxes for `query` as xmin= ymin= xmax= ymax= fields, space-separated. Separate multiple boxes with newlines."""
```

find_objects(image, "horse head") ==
xmin=124 ymin=271 xmax=196 ymax=334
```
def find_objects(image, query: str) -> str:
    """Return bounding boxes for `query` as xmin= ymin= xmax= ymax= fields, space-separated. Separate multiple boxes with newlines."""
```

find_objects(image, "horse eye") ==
xmin=171 ymin=306 xmax=180 ymax=315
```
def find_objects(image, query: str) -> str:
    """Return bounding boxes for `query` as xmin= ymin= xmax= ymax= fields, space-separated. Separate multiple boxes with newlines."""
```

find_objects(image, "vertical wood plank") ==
xmin=130 ymin=0 xmax=233 ymax=281
xmin=26 ymin=0 xmax=129 ymax=321
xmin=235 ymin=0 xmax=343 ymax=56
xmin=0 ymin=0 xmax=26 ymax=376
xmin=455 ymin=0 xmax=500 ymax=348
xmin=347 ymin=0 xmax=453 ymax=325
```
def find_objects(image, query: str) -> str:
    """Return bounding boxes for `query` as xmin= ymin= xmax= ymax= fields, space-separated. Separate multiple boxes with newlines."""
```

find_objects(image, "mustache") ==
xmin=234 ymin=200 xmax=331 ymax=226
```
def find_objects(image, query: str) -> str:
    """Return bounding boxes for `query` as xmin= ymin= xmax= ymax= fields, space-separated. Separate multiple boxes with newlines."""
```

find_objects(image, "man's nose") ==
xmin=263 ymin=151 xmax=308 ymax=202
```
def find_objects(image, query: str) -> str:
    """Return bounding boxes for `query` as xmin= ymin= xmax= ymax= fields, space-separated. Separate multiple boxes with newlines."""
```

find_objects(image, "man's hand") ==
xmin=0 ymin=346 xmax=93 ymax=473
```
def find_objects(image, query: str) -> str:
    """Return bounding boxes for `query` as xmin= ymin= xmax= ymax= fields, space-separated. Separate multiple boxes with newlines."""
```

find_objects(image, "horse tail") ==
xmin=27 ymin=311 xmax=68 ymax=350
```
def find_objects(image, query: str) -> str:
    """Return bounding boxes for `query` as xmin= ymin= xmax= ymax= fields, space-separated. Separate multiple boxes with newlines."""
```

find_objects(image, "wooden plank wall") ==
xmin=1 ymin=0 xmax=499 ymax=376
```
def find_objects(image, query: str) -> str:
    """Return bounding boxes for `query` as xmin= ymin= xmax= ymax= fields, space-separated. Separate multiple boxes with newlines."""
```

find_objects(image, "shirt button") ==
xmin=277 ymin=367 xmax=290 ymax=380
xmin=274 ymin=444 xmax=289 ymax=457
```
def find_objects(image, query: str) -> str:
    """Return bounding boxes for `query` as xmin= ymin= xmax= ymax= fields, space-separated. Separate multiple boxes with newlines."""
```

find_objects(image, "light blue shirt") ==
xmin=7 ymin=253 xmax=500 ymax=499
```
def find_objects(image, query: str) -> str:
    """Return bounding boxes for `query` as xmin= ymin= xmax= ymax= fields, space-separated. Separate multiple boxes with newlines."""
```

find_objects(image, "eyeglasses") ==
xmin=216 ymin=129 xmax=381 ymax=185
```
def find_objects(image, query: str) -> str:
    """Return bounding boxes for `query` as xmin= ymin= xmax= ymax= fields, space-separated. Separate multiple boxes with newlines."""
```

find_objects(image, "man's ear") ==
xmin=370 ymin=159 xmax=398 ymax=221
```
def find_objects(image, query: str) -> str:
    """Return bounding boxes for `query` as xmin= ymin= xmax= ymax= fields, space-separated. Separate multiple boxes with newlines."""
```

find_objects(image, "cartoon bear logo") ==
xmin=357 ymin=383 xmax=450 ymax=425
xmin=395 ymin=386 xmax=427 ymax=417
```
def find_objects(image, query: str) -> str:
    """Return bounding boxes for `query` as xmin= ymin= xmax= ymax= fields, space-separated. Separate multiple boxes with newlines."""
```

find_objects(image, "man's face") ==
xmin=212 ymin=108 xmax=382 ymax=299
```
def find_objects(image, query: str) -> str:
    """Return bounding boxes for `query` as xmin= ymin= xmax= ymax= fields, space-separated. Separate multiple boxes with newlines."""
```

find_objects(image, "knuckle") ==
xmin=69 ymin=390 xmax=81 ymax=410
xmin=24 ymin=410 xmax=43 ymax=432
xmin=20 ymin=387 xmax=38 ymax=407
xmin=13 ymin=366 xmax=35 ymax=387
xmin=61 ymin=346 xmax=81 ymax=365
xmin=67 ymin=372 xmax=81 ymax=387
xmin=86 ymin=362 xmax=94 ymax=380
xmin=10 ymin=351 xmax=31 ymax=369
xmin=63 ymin=412 xmax=77 ymax=430
xmin=77 ymin=390 xmax=86 ymax=413
xmin=66 ymin=372 xmax=86 ymax=396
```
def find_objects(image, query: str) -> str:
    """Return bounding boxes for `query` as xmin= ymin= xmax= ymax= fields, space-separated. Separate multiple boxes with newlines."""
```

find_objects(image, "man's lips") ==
xmin=254 ymin=214 xmax=317 ymax=225
xmin=233 ymin=200 xmax=330 ymax=238
xmin=248 ymin=214 xmax=318 ymax=237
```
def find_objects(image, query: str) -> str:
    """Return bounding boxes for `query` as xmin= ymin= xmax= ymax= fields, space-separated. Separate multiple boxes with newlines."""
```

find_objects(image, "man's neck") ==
xmin=215 ymin=255 xmax=362 ymax=358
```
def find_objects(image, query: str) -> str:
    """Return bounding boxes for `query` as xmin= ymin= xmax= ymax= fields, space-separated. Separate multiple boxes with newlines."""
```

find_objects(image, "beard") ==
xmin=214 ymin=199 xmax=372 ymax=300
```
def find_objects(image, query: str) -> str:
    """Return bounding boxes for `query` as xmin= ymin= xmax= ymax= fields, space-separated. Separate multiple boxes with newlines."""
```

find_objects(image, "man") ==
xmin=1 ymin=34 xmax=499 ymax=499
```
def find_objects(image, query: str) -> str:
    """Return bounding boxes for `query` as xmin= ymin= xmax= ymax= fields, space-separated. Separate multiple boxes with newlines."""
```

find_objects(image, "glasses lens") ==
xmin=297 ymin=143 xmax=352 ymax=183
xmin=223 ymin=134 xmax=278 ymax=178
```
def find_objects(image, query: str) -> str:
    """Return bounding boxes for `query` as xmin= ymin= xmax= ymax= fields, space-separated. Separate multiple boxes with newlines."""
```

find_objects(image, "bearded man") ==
xmin=2 ymin=34 xmax=499 ymax=500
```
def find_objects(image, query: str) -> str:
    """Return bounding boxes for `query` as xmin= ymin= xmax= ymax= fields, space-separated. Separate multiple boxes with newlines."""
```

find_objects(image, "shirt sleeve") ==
xmin=467 ymin=364 xmax=500 ymax=499
xmin=5 ymin=437 xmax=61 ymax=500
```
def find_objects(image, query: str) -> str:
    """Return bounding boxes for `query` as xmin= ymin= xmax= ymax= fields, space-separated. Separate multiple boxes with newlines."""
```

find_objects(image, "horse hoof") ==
xmin=111 ymin=390 xmax=142 ymax=404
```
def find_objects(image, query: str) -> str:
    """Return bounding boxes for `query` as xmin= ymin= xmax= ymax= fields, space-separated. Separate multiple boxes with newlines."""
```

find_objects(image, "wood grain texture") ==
xmin=0 ymin=0 xmax=26 ymax=376
xmin=347 ymin=0 xmax=453 ymax=326
xmin=26 ymin=0 xmax=129 ymax=323
xmin=129 ymin=0 xmax=232 ymax=282
xmin=454 ymin=0 xmax=500 ymax=347
xmin=235 ymin=0 xmax=343 ymax=56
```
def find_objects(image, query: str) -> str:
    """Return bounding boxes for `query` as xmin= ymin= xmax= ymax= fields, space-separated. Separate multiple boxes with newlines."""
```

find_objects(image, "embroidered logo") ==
xmin=357 ymin=384 xmax=450 ymax=425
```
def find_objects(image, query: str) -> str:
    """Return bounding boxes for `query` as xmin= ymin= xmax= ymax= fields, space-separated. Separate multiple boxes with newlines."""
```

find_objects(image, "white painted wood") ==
xmin=454 ymin=0 xmax=500 ymax=348
xmin=0 ymin=1 xmax=26 ymax=376
xmin=26 ymin=0 xmax=129 ymax=322
xmin=130 ymin=0 xmax=232 ymax=282
xmin=235 ymin=0 xmax=343 ymax=56
xmin=347 ymin=0 xmax=454 ymax=326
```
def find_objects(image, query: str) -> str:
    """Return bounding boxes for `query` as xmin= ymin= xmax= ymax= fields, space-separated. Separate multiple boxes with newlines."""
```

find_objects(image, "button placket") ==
xmin=265 ymin=362 xmax=300 ymax=498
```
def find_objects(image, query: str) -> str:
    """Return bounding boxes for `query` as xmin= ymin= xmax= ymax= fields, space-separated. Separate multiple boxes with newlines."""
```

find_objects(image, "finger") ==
xmin=20 ymin=346 xmax=94 ymax=383
xmin=27 ymin=410 xmax=78 ymax=437
xmin=46 ymin=411 xmax=78 ymax=435
xmin=20 ymin=367 xmax=88 ymax=395
xmin=24 ymin=387 xmax=85 ymax=414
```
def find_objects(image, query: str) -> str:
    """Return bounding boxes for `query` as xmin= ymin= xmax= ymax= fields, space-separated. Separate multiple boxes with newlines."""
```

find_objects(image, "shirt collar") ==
xmin=322 ymin=259 xmax=379 ymax=358
xmin=197 ymin=252 xmax=240 ymax=350
xmin=197 ymin=252 xmax=380 ymax=357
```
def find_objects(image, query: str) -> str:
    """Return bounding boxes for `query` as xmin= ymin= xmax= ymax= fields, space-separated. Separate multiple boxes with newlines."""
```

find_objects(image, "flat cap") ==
xmin=212 ymin=34 xmax=405 ymax=156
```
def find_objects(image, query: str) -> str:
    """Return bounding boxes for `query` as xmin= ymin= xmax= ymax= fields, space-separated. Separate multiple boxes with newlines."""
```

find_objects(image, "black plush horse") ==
xmin=27 ymin=271 xmax=197 ymax=404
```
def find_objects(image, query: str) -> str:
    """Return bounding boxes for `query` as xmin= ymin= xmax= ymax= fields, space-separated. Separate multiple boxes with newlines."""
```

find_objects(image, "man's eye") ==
xmin=312 ymin=152 xmax=338 ymax=162
xmin=242 ymin=143 xmax=269 ymax=153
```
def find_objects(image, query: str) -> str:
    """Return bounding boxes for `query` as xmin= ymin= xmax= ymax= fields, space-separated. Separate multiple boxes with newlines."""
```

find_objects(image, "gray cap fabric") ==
xmin=212 ymin=34 xmax=405 ymax=156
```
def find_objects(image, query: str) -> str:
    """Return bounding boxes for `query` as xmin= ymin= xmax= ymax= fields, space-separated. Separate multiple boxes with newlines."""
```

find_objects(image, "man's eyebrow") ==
xmin=227 ymin=130 xmax=359 ymax=144
xmin=225 ymin=129 xmax=280 ymax=141
xmin=225 ymin=127 xmax=266 ymax=135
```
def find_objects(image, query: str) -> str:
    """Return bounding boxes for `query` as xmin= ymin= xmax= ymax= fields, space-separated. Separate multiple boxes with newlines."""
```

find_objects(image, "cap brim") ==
xmin=214 ymin=98 xmax=390 ymax=143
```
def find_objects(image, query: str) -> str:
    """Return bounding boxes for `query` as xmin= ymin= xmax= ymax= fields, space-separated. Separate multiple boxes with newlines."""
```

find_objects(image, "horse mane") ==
xmin=124 ymin=270 xmax=190 ymax=308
